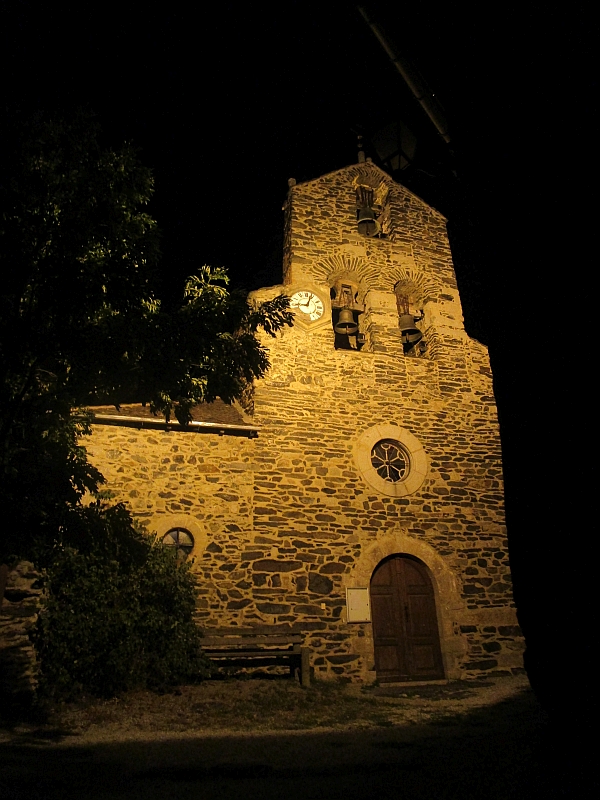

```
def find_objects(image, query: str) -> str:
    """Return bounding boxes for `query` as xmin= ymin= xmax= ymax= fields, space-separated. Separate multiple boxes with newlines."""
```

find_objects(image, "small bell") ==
xmin=334 ymin=308 xmax=359 ymax=335
xmin=398 ymin=314 xmax=423 ymax=351
xmin=357 ymin=207 xmax=380 ymax=237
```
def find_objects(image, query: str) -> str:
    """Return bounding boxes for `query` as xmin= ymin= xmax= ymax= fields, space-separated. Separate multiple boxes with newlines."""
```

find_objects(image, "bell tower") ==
xmin=248 ymin=160 xmax=522 ymax=683
xmin=277 ymin=160 xmax=467 ymax=364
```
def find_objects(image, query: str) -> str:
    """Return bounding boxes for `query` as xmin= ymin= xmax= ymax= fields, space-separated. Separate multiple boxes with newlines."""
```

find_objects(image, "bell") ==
xmin=398 ymin=314 xmax=423 ymax=350
xmin=357 ymin=207 xmax=380 ymax=237
xmin=334 ymin=308 xmax=359 ymax=335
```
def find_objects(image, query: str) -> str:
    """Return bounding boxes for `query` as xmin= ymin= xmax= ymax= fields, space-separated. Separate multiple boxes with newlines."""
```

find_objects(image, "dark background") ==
xmin=2 ymin=2 xmax=596 ymax=718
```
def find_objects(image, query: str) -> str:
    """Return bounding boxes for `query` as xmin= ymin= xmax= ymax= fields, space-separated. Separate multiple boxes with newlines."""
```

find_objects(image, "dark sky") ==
xmin=2 ymin=1 xmax=598 ymax=706
xmin=3 ymin=3 xmax=593 ymax=342
xmin=2 ymin=5 xmax=591 ymax=289
xmin=0 ymin=2 xmax=538 ymax=328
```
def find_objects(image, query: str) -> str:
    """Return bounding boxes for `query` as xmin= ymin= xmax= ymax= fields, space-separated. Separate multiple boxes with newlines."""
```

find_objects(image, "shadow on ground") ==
xmin=0 ymin=688 xmax=594 ymax=800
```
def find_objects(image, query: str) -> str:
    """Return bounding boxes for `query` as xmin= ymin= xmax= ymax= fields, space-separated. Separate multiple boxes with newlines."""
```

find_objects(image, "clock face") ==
xmin=290 ymin=291 xmax=324 ymax=321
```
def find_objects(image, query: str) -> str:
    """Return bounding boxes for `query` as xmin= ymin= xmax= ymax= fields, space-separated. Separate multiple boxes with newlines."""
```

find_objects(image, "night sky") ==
xmin=2 ymin=2 xmax=597 ymax=713
xmin=2 ymin=2 xmax=525 ymax=321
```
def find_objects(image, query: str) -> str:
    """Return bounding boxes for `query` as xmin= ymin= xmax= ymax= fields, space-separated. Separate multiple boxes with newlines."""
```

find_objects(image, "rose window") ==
xmin=370 ymin=439 xmax=410 ymax=483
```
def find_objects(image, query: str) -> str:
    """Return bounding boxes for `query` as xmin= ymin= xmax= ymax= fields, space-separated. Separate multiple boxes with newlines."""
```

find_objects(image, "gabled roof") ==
xmin=293 ymin=161 xmax=446 ymax=220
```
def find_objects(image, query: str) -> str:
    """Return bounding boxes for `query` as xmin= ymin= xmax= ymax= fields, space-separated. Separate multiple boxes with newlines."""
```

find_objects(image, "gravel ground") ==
xmin=2 ymin=672 xmax=531 ymax=745
xmin=0 ymin=673 xmax=595 ymax=799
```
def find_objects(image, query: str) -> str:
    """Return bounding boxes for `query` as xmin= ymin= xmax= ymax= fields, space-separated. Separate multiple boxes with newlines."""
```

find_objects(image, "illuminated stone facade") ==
xmin=88 ymin=162 xmax=523 ymax=682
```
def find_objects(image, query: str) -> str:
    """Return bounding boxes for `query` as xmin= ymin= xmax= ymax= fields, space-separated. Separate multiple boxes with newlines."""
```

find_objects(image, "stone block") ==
xmin=252 ymin=560 xmax=303 ymax=572
xmin=308 ymin=573 xmax=333 ymax=595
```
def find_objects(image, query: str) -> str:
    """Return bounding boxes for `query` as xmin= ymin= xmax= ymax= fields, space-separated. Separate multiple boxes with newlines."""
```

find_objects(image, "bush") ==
xmin=33 ymin=505 xmax=211 ymax=699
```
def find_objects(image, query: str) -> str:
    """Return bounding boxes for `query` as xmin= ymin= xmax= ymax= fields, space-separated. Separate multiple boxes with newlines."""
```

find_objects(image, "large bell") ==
xmin=398 ymin=314 xmax=423 ymax=350
xmin=357 ymin=207 xmax=380 ymax=237
xmin=334 ymin=308 xmax=359 ymax=335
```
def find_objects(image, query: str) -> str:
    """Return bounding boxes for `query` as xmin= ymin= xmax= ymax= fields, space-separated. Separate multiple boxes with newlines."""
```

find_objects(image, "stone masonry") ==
xmin=0 ymin=562 xmax=42 ymax=698
xmin=87 ymin=161 xmax=524 ymax=682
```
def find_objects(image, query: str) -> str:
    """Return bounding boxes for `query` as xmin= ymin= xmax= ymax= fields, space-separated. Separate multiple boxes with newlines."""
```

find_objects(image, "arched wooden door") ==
xmin=370 ymin=555 xmax=445 ymax=682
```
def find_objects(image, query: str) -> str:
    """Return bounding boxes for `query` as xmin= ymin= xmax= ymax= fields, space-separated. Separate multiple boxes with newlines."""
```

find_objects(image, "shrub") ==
xmin=33 ymin=504 xmax=210 ymax=699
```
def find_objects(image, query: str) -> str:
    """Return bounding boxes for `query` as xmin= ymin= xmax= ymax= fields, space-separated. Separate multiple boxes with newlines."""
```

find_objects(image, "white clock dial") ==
xmin=290 ymin=291 xmax=324 ymax=321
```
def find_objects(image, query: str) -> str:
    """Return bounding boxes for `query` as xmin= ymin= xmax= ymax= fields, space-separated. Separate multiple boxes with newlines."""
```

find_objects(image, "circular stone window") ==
xmin=161 ymin=528 xmax=195 ymax=561
xmin=354 ymin=424 xmax=427 ymax=497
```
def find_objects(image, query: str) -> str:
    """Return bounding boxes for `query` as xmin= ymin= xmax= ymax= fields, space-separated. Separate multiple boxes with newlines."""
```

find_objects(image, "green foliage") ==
xmin=0 ymin=110 xmax=160 ymax=414
xmin=33 ymin=505 xmax=211 ymax=699
xmin=138 ymin=270 xmax=294 ymax=424
xmin=0 ymin=110 xmax=292 ymax=429
xmin=0 ymin=110 xmax=159 ymax=563
xmin=0 ymin=110 xmax=292 ymax=695
xmin=0 ymin=409 xmax=102 ymax=564
xmin=0 ymin=110 xmax=293 ymax=696
xmin=0 ymin=110 xmax=292 ymax=564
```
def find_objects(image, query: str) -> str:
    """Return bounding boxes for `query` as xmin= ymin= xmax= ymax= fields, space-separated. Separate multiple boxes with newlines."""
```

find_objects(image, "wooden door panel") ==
xmin=371 ymin=558 xmax=394 ymax=586
xmin=403 ymin=559 xmax=428 ymax=587
xmin=406 ymin=595 xmax=438 ymax=637
xmin=411 ymin=645 xmax=438 ymax=673
xmin=375 ymin=646 xmax=402 ymax=676
xmin=370 ymin=593 xmax=400 ymax=640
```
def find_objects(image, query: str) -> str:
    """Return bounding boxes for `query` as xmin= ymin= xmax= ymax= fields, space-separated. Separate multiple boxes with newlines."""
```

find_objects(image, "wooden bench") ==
xmin=200 ymin=626 xmax=310 ymax=687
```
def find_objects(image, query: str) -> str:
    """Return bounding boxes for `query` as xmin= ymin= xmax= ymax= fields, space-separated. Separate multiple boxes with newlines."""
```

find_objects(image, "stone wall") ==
xmin=247 ymin=327 xmax=517 ymax=679
xmin=0 ymin=562 xmax=41 ymax=698
xmin=88 ymin=329 xmax=522 ymax=682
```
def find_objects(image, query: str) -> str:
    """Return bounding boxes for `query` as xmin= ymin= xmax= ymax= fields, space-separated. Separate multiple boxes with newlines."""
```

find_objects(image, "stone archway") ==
xmin=344 ymin=532 xmax=467 ymax=680
xmin=371 ymin=554 xmax=444 ymax=682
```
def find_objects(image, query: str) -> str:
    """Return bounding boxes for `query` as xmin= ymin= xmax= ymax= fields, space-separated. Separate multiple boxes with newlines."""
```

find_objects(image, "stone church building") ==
xmin=88 ymin=160 xmax=523 ymax=683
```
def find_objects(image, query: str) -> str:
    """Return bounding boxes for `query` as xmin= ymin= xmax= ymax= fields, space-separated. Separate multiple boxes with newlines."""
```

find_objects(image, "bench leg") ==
xmin=301 ymin=647 xmax=310 ymax=688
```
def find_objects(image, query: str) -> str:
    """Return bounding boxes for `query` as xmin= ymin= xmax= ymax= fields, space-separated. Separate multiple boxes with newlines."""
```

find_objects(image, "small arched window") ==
xmin=161 ymin=528 xmax=194 ymax=561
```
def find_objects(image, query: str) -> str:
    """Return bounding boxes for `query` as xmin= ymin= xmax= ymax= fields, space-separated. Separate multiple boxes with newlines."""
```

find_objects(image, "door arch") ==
xmin=370 ymin=554 xmax=445 ymax=682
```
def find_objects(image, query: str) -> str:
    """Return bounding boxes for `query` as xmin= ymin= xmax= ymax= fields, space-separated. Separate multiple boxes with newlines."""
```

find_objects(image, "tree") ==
xmin=0 ymin=111 xmax=292 ymax=563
